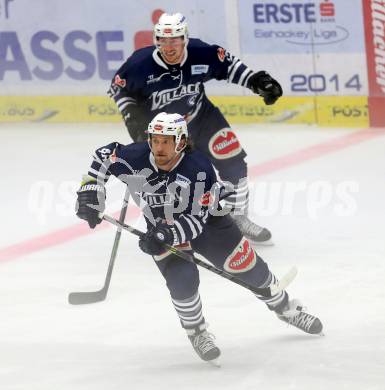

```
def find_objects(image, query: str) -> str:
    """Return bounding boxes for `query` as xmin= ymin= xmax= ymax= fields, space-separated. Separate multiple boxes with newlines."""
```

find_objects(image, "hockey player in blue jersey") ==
xmin=107 ymin=12 xmax=283 ymax=245
xmin=76 ymin=112 xmax=323 ymax=363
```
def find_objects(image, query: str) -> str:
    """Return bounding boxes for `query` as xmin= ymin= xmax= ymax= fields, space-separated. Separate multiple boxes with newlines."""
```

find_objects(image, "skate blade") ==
xmin=207 ymin=358 xmax=221 ymax=367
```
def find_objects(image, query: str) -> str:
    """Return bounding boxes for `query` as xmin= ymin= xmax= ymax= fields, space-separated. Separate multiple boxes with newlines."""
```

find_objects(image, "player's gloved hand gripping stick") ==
xmin=69 ymin=210 xmax=297 ymax=305
xmin=103 ymin=214 xmax=297 ymax=296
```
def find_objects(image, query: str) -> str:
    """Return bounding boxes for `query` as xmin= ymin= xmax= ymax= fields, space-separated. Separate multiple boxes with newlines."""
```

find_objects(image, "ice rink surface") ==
xmin=1 ymin=123 xmax=385 ymax=390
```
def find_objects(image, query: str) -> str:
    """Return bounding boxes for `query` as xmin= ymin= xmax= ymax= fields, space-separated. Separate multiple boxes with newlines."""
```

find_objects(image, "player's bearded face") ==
xmin=157 ymin=37 xmax=185 ymax=65
xmin=151 ymin=134 xmax=181 ymax=169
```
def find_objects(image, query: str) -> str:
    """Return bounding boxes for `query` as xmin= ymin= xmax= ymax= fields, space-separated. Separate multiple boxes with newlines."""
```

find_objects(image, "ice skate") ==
xmin=276 ymin=299 xmax=323 ymax=335
xmin=186 ymin=322 xmax=221 ymax=364
xmin=232 ymin=214 xmax=273 ymax=245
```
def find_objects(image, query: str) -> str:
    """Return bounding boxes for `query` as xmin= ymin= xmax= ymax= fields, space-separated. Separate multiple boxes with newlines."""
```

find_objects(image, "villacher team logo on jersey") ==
xmin=150 ymin=82 xmax=201 ymax=110
xmin=137 ymin=177 xmax=183 ymax=208
xmin=208 ymin=129 xmax=242 ymax=159
xmin=139 ymin=189 xmax=181 ymax=207
xmin=224 ymin=237 xmax=256 ymax=273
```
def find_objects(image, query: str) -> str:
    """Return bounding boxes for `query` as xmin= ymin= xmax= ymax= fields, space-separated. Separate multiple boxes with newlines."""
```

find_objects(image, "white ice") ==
xmin=1 ymin=123 xmax=384 ymax=390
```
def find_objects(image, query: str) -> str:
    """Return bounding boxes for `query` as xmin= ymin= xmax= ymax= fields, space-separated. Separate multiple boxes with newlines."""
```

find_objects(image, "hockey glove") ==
xmin=138 ymin=224 xmax=176 ymax=256
xmin=75 ymin=178 xmax=105 ymax=228
xmin=248 ymin=71 xmax=283 ymax=105
xmin=121 ymin=106 xmax=148 ymax=142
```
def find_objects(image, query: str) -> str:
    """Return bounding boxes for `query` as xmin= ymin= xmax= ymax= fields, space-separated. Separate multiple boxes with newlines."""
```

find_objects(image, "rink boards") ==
xmin=0 ymin=95 xmax=369 ymax=127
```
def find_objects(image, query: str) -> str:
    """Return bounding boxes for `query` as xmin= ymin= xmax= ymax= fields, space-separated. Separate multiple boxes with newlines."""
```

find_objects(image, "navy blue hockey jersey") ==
xmin=88 ymin=142 xmax=219 ymax=245
xmin=107 ymin=38 xmax=254 ymax=124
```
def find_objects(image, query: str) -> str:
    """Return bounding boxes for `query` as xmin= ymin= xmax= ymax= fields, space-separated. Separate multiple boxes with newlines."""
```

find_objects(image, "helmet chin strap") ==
xmin=175 ymin=140 xmax=186 ymax=154
xmin=168 ymin=150 xmax=183 ymax=168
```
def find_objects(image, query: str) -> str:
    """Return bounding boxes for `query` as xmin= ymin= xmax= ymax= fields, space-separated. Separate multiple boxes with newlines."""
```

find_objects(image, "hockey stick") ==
xmin=102 ymin=214 xmax=297 ymax=298
xmin=68 ymin=187 xmax=130 ymax=305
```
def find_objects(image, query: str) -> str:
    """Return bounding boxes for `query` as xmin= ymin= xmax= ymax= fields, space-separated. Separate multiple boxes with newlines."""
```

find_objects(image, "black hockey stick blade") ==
xmin=68 ymin=288 xmax=107 ymax=305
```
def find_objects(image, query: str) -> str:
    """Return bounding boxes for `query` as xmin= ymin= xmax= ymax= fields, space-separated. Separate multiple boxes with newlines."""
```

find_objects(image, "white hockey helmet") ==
xmin=148 ymin=112 xmax=188 ymax=153
xmin=153 ymin=13 xmax=188 ymax=45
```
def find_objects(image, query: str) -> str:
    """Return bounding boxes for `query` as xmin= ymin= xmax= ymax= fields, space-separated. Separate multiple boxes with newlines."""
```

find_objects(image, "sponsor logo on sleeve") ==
xmin=208 ymin=128 xmax=242 ymax=159
xmin=109 ymin=148 xmax=117 ymax=162
xmin=198 ymin=191 xmax=214 ymax=206
xmin=224 ymin=237 xmax=257 ymax=273
xmin=217 ymin=47 xmax=226 ymax=62
xmin=114 ymin=74 xmax=126 ymax=88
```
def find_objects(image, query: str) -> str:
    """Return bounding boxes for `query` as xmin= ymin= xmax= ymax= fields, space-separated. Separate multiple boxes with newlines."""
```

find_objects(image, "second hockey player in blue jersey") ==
xmin=107 ymin=12 xmax=283 ymax=245
xmin=76 ymin=112 xmax=323 ymax=364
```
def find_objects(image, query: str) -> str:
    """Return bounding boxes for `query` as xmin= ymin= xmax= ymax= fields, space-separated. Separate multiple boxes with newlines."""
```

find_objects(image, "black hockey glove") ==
xmin=248 ymin=71 xmax=283 ymax=105
xmin=138 ymin=224 xmax=175 ymax=256
xmin=75 ymin=179 xmax=105 ymax=228
xmin=121 ymin=106 xmax=148 ymax=142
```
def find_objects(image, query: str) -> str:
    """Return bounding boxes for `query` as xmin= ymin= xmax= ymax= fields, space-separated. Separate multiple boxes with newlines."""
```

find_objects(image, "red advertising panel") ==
xmin=363 ymin=0 xmax=385 ymax=126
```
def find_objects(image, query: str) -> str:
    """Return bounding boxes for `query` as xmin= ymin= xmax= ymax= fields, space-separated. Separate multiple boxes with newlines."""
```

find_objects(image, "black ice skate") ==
xmin=276 ymin=299 xmax=323 ymax=335
xmin=186 ymin=322 xmax=221 ymax=363
xmin=232 ymin=214 xmax=273 ymax=245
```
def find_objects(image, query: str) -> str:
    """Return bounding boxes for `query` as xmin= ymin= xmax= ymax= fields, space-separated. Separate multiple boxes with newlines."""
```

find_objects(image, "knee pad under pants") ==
xmin=154 ymin=254 xmax=200 ymax=300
